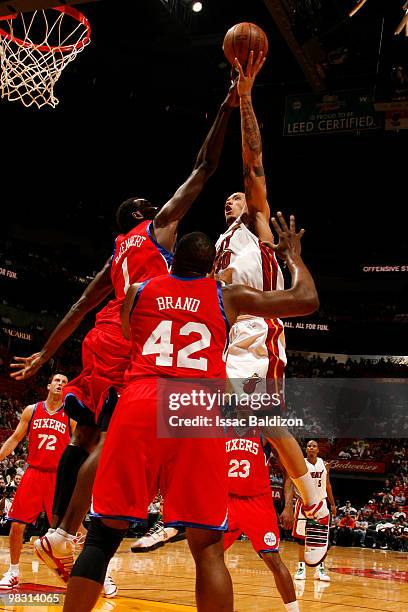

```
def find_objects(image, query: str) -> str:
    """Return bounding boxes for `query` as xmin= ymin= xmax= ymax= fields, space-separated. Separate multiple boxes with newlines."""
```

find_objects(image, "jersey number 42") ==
xmin=143 ymin=320 xmax=211 ymax=372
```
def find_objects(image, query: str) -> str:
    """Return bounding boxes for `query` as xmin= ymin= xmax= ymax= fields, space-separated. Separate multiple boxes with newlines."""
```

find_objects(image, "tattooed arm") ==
xmin=235 ymin=52 xmax=273 ymax=243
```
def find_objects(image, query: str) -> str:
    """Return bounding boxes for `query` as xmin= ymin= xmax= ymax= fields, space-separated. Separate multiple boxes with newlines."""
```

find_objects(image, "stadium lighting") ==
xmin=192 ymin=2 xmax=203 ymax=12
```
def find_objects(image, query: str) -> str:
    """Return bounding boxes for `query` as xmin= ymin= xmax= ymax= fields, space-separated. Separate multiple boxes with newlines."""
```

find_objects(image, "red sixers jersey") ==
xmin=95 ymin=221 xmax=173 ymax=330
xmin=125 ymin=274 xmax=229 ymax=381
xmin=27 ymin=402 xmax=71 ymax=471
xmin=226 ymin=437 xmax=271 ymax=497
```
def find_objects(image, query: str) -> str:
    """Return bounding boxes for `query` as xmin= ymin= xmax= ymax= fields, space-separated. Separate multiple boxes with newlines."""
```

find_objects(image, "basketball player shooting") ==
xmin=214 ymin=50 xmax=330 ymax=565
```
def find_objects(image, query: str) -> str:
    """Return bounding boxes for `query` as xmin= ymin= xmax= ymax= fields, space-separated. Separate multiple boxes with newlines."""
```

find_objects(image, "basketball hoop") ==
xmin=0 ymin=5 xmax=91 ymax=108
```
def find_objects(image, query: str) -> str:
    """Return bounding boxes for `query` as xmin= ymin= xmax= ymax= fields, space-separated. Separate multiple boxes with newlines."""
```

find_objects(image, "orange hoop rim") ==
xmin=0 ymin=5 xmax=91 ymax=53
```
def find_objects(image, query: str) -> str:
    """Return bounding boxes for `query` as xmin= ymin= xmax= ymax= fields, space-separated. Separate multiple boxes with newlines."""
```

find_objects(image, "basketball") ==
xmin=223 ymin=22 xmax=268 ymax=69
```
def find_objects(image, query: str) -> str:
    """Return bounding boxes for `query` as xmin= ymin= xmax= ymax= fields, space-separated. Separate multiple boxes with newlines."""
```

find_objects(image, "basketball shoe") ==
xmin=131 ymin=521 xmax=184 ymax=552
xmin=314 ymin=563 xmax=331 ymax=581
xmin=0 ymin=570 xmax=19 ymax=589
xmin=34 ymin=529 xmax=75 ymax=583
xmin=302 ymin=500 xmax=330 ymax=566
xmin=102 ymin=574 xmax=118 ymax=598
xmin=294 ymin=562 xmax=306 ymax=580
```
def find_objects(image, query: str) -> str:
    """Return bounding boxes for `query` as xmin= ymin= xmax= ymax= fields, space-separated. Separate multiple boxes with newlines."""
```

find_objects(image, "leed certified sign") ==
xmin=284 ymin=91 xmax=382 ymax=135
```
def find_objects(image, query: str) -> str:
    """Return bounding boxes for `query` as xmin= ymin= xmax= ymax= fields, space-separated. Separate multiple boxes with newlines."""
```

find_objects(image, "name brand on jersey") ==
xmin=114 ymin=235 xmax=146 ymax=264
xmin=226 ymin=439 xmax=259 ymax=455
xmin=310 ymin=470 xmax=324 ymax=479
xmin=32 ymin=418 xmax=66 ymax=434
xmin=156 ymin=296 xmax=200 ymax=312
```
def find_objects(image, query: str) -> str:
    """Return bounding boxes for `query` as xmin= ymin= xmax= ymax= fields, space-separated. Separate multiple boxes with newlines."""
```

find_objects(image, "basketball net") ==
xmin=0 ymin=6 xmax=91 ymax=109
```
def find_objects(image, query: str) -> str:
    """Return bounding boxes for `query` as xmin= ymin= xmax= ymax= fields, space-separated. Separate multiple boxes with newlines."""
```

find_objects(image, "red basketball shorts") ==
xmin=224 ymin=492 xmax=280 ymax=554
xmin=92 ymin=378 xmax=228 ymax=530
xmin=63 ymin=325 xmax=131 ymax=421
xmin=7 ymin=467 xmax=56 ymax=525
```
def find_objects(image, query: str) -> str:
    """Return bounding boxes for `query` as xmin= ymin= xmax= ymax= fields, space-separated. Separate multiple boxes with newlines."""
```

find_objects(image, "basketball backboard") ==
xmin=0 ymin=0 xmax=98 ymax=17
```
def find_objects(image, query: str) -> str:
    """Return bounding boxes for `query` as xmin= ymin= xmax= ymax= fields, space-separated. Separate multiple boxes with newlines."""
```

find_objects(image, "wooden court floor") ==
xmin=0 ymin=536 xmax=407 ymax=611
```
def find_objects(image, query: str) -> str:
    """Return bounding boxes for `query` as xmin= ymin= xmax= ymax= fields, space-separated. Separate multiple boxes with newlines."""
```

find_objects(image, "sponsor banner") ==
xmin=284 ymin=321 xmax=330 ymax=332
xmin=362 ymin=265 xmax=408 ymax=273
xmin=284 ymin=90 xmax=381 ymax=136
xmin=2 ymin=327 xmax=33 ymax=341
xmin=330 ymin=459 xmax=385 ymax=474
xmin=0 ymin=266 xmax=18 ymax=279
xmin=385 ymin=109 xmax=408 ymax=131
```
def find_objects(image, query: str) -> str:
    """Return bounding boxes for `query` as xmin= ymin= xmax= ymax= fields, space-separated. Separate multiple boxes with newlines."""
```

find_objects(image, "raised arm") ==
xmin=10 ymin=258 xmax=113 ymax=381
xmin=152 ymin=84 xmax=239 ymax=251
xmin=0 ymin=405 xmax=34 ymax=460
xmin=235 ymin=52 xmax=273 ymax=243
xmin=222 ymin=212 xmax=319 ymax=323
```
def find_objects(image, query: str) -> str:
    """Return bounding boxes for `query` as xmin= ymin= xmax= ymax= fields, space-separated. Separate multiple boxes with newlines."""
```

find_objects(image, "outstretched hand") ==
xmin=263 ymin=212 xmax=305 ymax=261
xmin=234 ymin=50 xmax=266 ymax=97
xmin=10 ymin=352 xmax=44 ymax=381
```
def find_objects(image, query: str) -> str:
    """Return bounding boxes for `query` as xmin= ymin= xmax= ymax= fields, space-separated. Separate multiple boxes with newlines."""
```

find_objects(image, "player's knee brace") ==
xmin=52 ymin=444 xmax=89 ymax=518
xmin=64 ymin=394 xmax=96 ymax=426
xmin=71 ymin=518 xmax=127 ymax=584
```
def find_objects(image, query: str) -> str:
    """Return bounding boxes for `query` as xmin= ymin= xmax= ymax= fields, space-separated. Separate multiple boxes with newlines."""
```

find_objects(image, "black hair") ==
xmin=172 ymin=232 xmax=216 ymax=277
xmin=48 ymin=373 xmax=67 ymax=384
xmin=116 ymin=197 xmax=142 ymax=234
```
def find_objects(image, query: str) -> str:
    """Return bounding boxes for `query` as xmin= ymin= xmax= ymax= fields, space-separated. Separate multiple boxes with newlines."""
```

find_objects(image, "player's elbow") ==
xmin=195 ymin=159 xmax=216 ymax=179
xmin=298 ymin=292 xmax=319 ymax=315
xmin=70 ymin=297 xmax=90 ymax=318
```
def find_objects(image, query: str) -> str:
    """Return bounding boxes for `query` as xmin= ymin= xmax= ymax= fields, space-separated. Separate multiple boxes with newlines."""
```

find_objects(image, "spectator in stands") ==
xmin=353 ymin=513 xmax=369 ymax=547
xmin=338 ymin=448 xmax=352 ymax=459
xmin=382 ymin=492 xmax=394 ymax=506
xmin=383 ymin=479 xmax=392 ymax=493
xmin=392 ymin=507 xmax=407 ymax=521
xmin=375 ymin=519 xmax=395 ymax=550
xmin=391 ymin=479 xmax=404 ymax=497
xmin=362 ymin=499 xmax=377 ymax=515
xmin=394 ymin=492 xmax=406 ymax=506
xmin=9 ymin=473 xmax=21 ymax=491
xmin=0 ymin=488 xmax=15 ymax=534
xmin=338 ymin=501 xmax=357 ymax=515
xmin=14 ymin=461 xmax=25 ymax=477
xmin=393 ymin=517 xmax=408 ymax=551
xmin=334 ymin=513 xmax=356 ymax=546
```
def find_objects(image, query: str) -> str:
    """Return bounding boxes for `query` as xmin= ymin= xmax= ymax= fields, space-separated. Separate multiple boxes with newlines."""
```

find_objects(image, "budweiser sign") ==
xmin=330 ymin=459 xmax=385 ymax=474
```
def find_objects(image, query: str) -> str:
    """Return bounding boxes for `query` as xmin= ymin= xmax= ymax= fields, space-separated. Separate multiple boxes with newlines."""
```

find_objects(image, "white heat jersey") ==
xmin=215 ymin=218 xmax=286 ymax=388
xmin=295 ymin=457 xmax=327 ymax=502
xmin=215 ymin=218 xmax=284 ymax=299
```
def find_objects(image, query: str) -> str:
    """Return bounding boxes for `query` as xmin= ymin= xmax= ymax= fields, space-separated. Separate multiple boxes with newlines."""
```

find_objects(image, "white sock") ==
xmin=9 ymin=564 xmax=19 ymax=575
xmin=284 ymin=601 xmax=299 ymax=611
xmin=292 ymin=473 xmax=318 ymax=506
xmin=55 ymin=528 xmax=76 ymax=541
